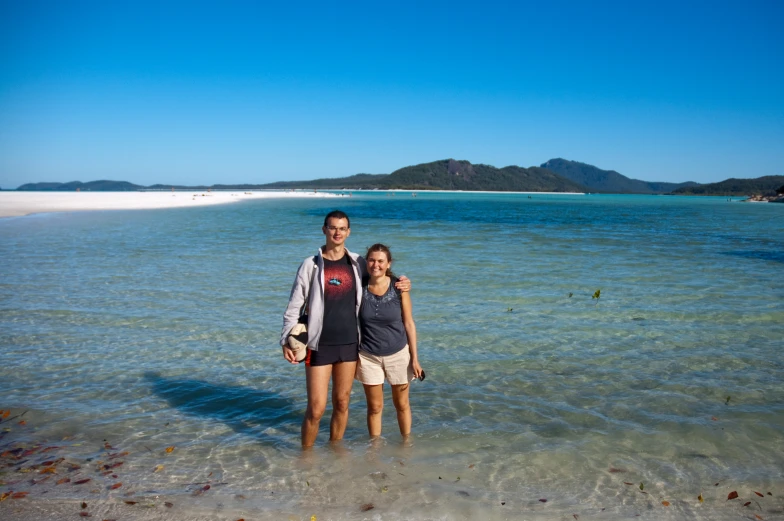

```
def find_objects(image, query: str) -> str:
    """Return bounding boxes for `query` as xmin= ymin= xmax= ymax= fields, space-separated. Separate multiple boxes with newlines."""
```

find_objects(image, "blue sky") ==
xmin=1 ymin=0 xmax=782 ymax=188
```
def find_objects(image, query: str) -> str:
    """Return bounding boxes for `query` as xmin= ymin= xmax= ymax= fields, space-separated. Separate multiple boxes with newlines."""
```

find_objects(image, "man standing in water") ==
xmin=280 ymin=210 xmax=410 ymax=447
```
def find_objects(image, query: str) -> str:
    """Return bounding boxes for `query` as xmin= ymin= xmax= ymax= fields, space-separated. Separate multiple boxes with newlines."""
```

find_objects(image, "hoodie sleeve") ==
xmin=280 ymin=258 xmax=312 ymax=346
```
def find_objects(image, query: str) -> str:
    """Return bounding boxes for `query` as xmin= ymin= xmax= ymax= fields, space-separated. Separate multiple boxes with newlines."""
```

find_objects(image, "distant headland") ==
xmin=7 ymin=158 xmax=784 ymax=199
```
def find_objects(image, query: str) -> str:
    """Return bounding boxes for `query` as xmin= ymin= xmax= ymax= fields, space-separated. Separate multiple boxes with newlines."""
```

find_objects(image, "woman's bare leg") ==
xmin=391 ymin=383 xmax=411 ymax=436
xmin=363 ymin=384 xmax=385 ymax=437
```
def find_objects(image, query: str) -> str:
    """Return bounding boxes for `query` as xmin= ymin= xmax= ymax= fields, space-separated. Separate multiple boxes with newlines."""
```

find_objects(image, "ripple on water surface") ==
xmin=1 ymin=195 xmax=782 ymax=519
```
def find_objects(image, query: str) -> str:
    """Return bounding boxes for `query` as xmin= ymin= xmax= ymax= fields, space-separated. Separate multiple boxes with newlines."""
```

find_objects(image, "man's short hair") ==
xmin=324 ymin=210 xmax=350 ymax=228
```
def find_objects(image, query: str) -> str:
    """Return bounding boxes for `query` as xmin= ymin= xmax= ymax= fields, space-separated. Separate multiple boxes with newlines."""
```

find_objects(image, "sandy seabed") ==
xmin=0 ymin=190 xmax=338 ymax=218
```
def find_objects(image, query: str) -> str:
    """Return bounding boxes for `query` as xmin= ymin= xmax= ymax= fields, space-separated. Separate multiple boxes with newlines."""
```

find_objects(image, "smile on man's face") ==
xmin=323 ymin=218 xmax=350 ymax=245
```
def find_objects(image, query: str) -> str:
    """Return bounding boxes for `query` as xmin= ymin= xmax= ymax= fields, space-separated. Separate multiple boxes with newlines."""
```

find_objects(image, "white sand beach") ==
xmin=0 ymin=190 xmax=339 ymax=218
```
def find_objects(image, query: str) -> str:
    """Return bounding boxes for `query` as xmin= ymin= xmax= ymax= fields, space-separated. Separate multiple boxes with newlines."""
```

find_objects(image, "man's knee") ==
xmin=332 ymin=395 xmax=351 ymax=414
xmin=306 ymin=403 xmax=326 ymax=421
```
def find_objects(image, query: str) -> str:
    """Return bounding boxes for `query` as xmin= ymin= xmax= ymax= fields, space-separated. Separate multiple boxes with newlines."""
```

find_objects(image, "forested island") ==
xmin=9 ymin=158 xmax=783 ymax=199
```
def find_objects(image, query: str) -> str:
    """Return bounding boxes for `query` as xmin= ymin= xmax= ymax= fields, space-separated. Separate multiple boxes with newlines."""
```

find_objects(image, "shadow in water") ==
xmin=720 ymin=250 xmax=784 ymax=264
xmin=144 ymin=372 xmax=302 ymax=446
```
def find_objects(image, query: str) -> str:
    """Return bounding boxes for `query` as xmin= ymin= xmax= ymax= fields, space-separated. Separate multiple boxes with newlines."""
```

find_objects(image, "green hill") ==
xmin=254 ymin=159 xmax=587 ymax=192
xmin=17 ymin=180 xmax=144 ymax=191
xmin=540 ymin=158 xmax=698 ymax=194
xmin=374 ymin=159 xmax=587 ymax=192
xmin=672 ymin=176 xmax=784 ymax=196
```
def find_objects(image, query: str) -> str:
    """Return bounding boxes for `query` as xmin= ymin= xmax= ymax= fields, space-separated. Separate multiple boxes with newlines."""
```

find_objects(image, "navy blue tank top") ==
xmin=359 ymin=276 xmax=407 ymax=356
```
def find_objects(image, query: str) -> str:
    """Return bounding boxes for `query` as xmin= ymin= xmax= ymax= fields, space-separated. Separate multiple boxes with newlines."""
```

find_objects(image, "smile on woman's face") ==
xmin=366 ymin=251 xmax=390 ymax=278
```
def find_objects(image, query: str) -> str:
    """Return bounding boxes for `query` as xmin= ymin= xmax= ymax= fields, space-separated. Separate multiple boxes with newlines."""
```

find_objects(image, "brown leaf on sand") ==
xmin=539 ymin=498 xmax=547 ymax=503
xmin=81 ymin=502 xmax=87 ymax=509
xmin=108 ymin=452 xmax=129 ymax=460
xmin=40 ymin=467 xmax=56 ymax=474
xmin=165 ymin=446 xmax=175 ymax=453
xmin=624 ymin=482 xmax=633 ymax=486
xmin=573 ymin=515 xmax=579 ymax=520
xmin=662 ymin=501 xmax=670 ymax=506
xmin=153 ymin=464 xmax=164 ymax=473
xmin=74 ymin=478 xmax=91 ymax=485
xmin=124 ymin=501 xmax=137 ymax=505
xmin=744 ymin=502 xmax=751 ymax=507
xmin=165 ymin=502 xmax=173 ymax=508
xmin=468 ymin=464 xmax=475 ymax=469
xmin=754 ymin=491 xmax=764 ymax=497
xmin=360 ymin=503 xmax=374 ymax=512
xmin=698 ymin=494 xmax=704 ymax=503
xmin=192 ymin=484 xmax=210 ymax=496
xmin=727 ymin=491 xmax=739 ymax=500
xmin=56 ymin=477 xmax=70 ymax=485
xmin=755 ymin=515 xmax=764 ymax=520
xmin=608 ymin=467 xmax=626 ymax=473
xmin=79 ymin=512 xmax=91 ymax=517
xmin=12 ymin=491 xmax=30 ymax=499
xmin=18 ymin=420 xmax=26 ymax=426
xmin=0 ymin=492 xmax=11 ymax=502
xmin=109 ymin=483 xmax=122 ymax=490
xmin=2 ymin=411 xmax=10 ymax=419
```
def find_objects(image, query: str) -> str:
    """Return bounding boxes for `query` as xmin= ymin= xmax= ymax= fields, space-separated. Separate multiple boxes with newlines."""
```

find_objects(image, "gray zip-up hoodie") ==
xmin=280 ymin=248 xmax=366 ymax=351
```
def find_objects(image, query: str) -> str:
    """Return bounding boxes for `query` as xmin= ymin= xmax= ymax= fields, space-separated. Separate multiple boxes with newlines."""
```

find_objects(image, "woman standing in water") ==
xmin=356 ymin=244 xmax=423 ymax=438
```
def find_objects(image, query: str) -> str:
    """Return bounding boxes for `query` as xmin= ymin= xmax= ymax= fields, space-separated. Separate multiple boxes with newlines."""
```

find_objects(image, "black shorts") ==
xmin=305 ymin=343 xmax=359 ymax=367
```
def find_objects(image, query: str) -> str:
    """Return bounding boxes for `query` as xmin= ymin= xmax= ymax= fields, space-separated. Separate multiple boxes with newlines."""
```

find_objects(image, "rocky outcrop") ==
xmin=745 ymin=194 xmax=784 ymax=203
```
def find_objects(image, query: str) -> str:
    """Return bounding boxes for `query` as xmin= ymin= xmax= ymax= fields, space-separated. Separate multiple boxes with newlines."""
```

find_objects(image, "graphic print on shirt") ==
xmin=324 ymin=260 xmax=354 ymax=301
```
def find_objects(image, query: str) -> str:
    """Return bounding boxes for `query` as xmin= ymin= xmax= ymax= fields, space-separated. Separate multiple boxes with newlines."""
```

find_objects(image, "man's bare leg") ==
xmin=329 ymin=360 xmax=357 ymax=441
xmin=302 ymin=364 xmax=332 ymax=448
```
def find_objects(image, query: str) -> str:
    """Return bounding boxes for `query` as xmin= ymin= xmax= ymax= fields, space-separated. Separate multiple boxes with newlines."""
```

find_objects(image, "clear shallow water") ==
xmin=1 ymin=194 xmax=783 ymax=520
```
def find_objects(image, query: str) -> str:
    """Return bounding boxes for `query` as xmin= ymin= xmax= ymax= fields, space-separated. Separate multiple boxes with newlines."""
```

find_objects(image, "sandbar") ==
xmin=0 ymin=190 xmax=338 ymax=218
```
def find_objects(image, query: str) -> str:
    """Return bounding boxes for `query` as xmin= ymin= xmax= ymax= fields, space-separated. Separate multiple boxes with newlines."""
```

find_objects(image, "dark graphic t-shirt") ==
xmin=319 ymin=254 xmax=358 ymax=346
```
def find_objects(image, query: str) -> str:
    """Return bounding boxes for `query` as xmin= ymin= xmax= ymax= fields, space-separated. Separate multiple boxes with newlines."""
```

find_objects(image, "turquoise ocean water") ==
xmin=1 ymin=193 xmax=783 ymax=520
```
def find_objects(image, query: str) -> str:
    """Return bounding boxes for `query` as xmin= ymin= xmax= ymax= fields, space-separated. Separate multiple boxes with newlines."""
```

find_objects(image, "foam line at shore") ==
xmin=0 ymin=190 xmax=339 ymax=218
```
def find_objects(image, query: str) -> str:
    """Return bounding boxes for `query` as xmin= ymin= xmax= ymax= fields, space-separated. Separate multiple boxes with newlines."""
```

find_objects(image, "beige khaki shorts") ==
xmin=356 ymin=346 xmax=413 ymax=385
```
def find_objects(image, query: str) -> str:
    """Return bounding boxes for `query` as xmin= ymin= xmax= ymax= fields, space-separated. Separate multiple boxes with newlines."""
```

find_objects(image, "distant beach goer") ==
xmin=280 ymin=211 xmax=410 ymax=448
xmin=356 ymin=243 xmax=423 ymax=439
